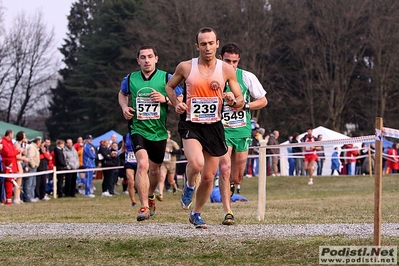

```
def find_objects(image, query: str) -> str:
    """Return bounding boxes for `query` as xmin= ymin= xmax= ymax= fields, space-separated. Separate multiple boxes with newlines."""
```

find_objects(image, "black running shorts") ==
xmin=178 ymin=120 xmax=227 ymax=157
xmin=130 ymin=134 xmax=167 ymax=164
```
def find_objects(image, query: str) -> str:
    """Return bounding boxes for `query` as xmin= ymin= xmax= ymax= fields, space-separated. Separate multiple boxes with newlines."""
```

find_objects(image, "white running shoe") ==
xmin=85 ymin=194 xmax=95 ymax=198
xmin=101 ymin=191 xmax=112 ymax=197
xmin=42 ymin=196 xmax=50 ymax=201
xmin=308 ymin=178 xmax=313 ymax=185
xmin=13 ymin=199 xmax=21 ymax=204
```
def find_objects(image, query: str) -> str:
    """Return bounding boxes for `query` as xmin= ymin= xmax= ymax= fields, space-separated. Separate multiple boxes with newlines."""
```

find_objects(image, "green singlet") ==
xmin=128 ymin=69 xmax=168 ymax=141
xmin=222 ymin=68 xmax=252 ymax=140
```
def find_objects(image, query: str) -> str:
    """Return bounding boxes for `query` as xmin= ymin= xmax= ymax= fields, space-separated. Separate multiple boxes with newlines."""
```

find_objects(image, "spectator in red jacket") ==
xmin=73 ymin=136 xmax=83 ymax=151
xmin=1 ymin=129 xmax=24 ymax=205
xmin=345 ymin=144 xmax=358 ymax=175
xmin=387 ymin=143 xmax=399 ymax=174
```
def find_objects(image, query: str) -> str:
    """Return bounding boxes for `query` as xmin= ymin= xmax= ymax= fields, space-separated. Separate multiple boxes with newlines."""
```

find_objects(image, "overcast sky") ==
xmin=3 ymin=0 xmax=75 ymax=58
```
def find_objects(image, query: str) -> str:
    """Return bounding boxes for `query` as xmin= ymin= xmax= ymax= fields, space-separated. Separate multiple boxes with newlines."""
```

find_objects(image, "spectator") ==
xmin=288 ymin=136 xmax=295 ymax=176
xmin=109 ymin=141 xmax=120 ymax=194
xmin=316 ymin=134 xmax=325 ymax=175
xmin=83 ymin=135 xmax=96 ymax=198
xmin=64 ymin=139 xmax=79 ymax=197
xmin=362 ymin=144 xmax=375 ymax=175
xmin=331 ymin=147 xmax=341 ymax=175
xmin=36 ymin=142 xmax=51 ymax=201
xmin=345 ymin=144 xmax=358 ymax=175
xmin=23 ymin=137 xmax=41 ymax=202
xmin=267 ymin=130 xmax=280 ymax=176
xmin=1 ymin=129 xmax=22 ymax=205
xmin=14 ymin=131 xmax=29 ymax=204
xmin=75 ymin=137 xmax=85 ymax=191
xmin=387 ymin=143 xmax=399 ymax=174
xmin=291 ymin=132 xmax=305 ymax=176
xmin=54 ymin=139 xmax=67 ymax=198
xmin=45 ymin=137 xmax=54 ymax=192
xmin=359 ymin=143 xmax=368 ymax=175
xmin=73 ymin=137 xmax=83 ymax=151
xmin=99 ymin=139 xmax=113 ymax=197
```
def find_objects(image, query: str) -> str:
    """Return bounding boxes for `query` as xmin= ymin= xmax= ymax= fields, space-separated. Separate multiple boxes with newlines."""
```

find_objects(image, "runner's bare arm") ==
xmin=118 ymin=91 xmax=134 ymax=120
xmin=223 ymin=63 xmax=244 ymax=108
xmin=166 ymin=62 xmax=189 ymax=114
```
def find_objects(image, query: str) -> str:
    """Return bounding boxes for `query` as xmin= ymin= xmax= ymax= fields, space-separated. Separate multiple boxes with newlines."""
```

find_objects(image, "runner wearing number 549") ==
xmin=165 ymin=27 xmax=244 ymax=229
xmin=218 ymin=43 xmax=267 ymax=225
xmin=118 ymin=45 xmax=183 ymax=222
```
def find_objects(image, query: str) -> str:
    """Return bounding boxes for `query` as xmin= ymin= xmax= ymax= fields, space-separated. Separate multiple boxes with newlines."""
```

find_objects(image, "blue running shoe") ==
xmin=181 ymin=184 xmax=195 ymax=210
xmin=189 ymin=211 xmax=207 ymax=229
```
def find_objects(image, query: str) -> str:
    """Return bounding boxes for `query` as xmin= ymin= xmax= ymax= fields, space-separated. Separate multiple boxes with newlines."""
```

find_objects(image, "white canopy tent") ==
xmin=279 ymin=126 xmax=361 ymax=176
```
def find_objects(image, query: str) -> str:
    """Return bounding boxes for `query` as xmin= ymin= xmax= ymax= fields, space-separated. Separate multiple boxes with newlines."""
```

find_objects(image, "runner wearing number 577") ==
xmin=118 ymin=45 xmax=183 ymax=222
xmin=218 ymin=43 xmax=267 ymax=225
xmin=165 ymin=27 xmax=244 ymax=229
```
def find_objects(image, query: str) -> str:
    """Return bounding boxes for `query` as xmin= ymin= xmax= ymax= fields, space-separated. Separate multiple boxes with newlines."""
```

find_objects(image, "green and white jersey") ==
xmin=222 ymin=68 xmax=266 ymax=139
xmin=128 ymin=69 xmax=169 ymax=141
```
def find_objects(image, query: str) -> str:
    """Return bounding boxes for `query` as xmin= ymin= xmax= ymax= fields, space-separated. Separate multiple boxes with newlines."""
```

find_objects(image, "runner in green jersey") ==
xmin=119 ymin=45 xmax=182 ymax=222
xmin=218 ymin=43 xmax=268 ymax=225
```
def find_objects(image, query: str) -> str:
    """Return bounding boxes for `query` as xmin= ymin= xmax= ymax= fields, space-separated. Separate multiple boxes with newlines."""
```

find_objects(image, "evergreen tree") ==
xmin=46 ymin=0 xmax=107 ymax=140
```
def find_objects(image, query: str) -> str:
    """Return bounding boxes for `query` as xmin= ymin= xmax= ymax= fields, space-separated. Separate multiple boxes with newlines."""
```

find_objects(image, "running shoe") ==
xmin=181 ymin=184 xmax=195 ymax=210
xmin=189 ymin=212 xmax=207 ymax=229
xmin=149 ymin=196 xmax=156 ymax=216
xmin=136 ymin=207 xmax=150 ymax=221
xmin=155 ymin=194 xmax=163 ymax=202
xmin=222 ymin=211 xmax=235 ymax=225
xmin=308 ymin=178 xmax=313 ymax=185
xmin=131 ymin=201 xmax=136 ymax=207
xmin=230 ymin=182 xmax=236 ymax=197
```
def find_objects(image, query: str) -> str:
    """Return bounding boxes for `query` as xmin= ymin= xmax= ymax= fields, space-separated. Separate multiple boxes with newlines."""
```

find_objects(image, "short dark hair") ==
xmin=196 ymin=27 xmax=218 ymax=44
xmin=136 ymin=45 xmax=157 ymax=58
xmin=16 ymin=131 xmax=25 ymax=141
xmin=221 ymin=43 xmax=241 ymax=57
xmin=5 ymin=129 xmax=13 ymax=137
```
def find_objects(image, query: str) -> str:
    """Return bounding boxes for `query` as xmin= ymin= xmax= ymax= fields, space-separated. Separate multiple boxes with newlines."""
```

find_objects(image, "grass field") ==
xmin=1 ymin=174 xmax=398 ymax=265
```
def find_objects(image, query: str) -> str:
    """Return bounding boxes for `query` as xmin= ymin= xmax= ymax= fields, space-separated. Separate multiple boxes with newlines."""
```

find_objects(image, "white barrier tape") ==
xmin=0 ymin=170 xmax=54 ymax=178
xmin=252 ymin=135 xmax=376 ymax=150
xmin=0 ymin=166 xmax=124 ymax=178
xmin=381 ymin=127 xmax=399 ymax=139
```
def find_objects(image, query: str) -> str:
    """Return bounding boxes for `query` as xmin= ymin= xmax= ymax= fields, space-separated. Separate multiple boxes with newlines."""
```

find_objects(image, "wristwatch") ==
xmin=165 ymin=96 xmax=170 ymax=103
xmin=244 ymin=102 xmax=250 ymax=111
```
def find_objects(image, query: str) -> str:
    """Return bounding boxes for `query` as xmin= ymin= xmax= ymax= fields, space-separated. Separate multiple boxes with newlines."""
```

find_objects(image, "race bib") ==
xmin=126 ymin=152 xmax=136 ymax=163
xmin=164 ymin=152 xmax=171 ymax=161
xmin=190 ymin=97 xmax=219 ymax=123
xmin=222 ymin=105 xmax=246 ymax=128
xmin=136 ymin=97 xmax=160 ymax=120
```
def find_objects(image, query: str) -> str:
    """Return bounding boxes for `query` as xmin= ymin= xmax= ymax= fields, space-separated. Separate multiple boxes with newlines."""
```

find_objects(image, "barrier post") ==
xmin=257 ymin=140 xmax=267 ymax=221
xmin=53 ymin=166 xmax=57 ymax=199
xmin=374 ymin=117 xmax=383 ymax=246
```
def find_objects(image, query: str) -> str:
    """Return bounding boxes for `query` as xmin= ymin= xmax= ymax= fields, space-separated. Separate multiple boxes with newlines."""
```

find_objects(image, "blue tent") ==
xmin=364 ymin=138 xmax=393 ymax=149
xmin=92 ymin=130 xmax=123 ymax=147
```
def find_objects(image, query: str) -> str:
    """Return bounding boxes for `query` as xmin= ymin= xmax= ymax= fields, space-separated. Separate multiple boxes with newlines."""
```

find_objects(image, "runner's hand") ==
xmin=175 ymin=102 xmax=188 ymax=114
xmin=123 ymin=106 xmax=135 ymax=120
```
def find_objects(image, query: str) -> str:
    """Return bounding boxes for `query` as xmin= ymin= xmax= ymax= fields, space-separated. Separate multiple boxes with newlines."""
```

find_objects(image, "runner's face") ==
xmin=221 ymin=52 xmax=240 ymax=69
xmin=196 ymin=31 xmax=219 ymax=62
xmin=137 ymin=49 xmax=158 ymax=74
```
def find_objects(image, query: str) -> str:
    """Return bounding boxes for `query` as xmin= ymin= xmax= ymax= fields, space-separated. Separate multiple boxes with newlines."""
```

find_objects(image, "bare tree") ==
xmin=364 ymin=0 xmax=399 ymax=128
xmin=0 ymin=10 xmax=58 ymax=126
